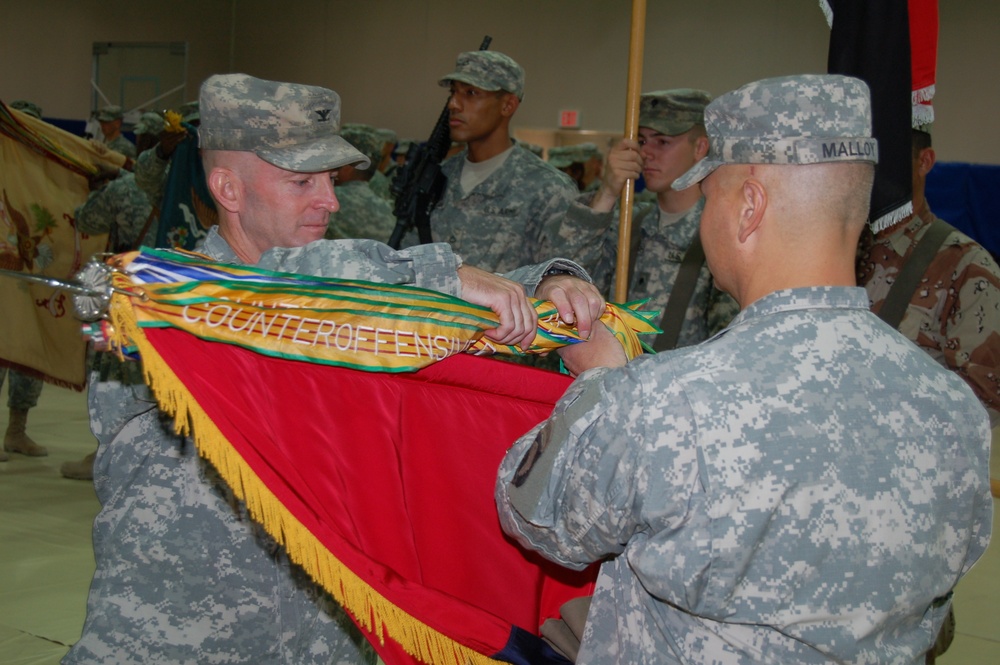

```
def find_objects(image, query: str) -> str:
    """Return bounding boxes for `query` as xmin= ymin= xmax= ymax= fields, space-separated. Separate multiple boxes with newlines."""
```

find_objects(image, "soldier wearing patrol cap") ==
xmin=96 ymin=104 xmax=137 ymax=159
xmin=546 ymin=143 xmax=604 ymax=193
xmin=552 ymin=88 xmax=738 ymax=351
xmin=402 ymin=50 xmax=578 ymax=274
xmin=498 ymin=74 xmax=992 ymax=665
xmin=9 ymin=99 xmax=42 ymax=119
xmin=67 ymin=71 xmax=603 ymax=665
xmin=327 ymin=122 xmax=396 ymax=241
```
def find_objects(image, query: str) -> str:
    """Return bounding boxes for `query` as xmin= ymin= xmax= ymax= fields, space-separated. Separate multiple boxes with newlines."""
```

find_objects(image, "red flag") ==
xmin=139 ymin=326 xmax=596 ymax=664
xmin=909 ymin=0 xmax=938 ymax=128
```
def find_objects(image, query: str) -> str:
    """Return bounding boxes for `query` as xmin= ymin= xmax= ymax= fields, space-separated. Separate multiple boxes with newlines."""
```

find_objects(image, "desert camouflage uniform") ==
xmin=105 ymin=133 xmax=136 ymax=159
xmin=497 ymin=286 xmax=993 ymax=665
xmin=551 ymin=196 xmax=737 ymax=347
xmin=0 ymin=368 xmax=42 ymax=410
xmin=326 ymin=180 xmax=396 ymax=242
xmin=411 ymin=144 xmax=577 ymax=274
xmin=65 ymin=225 xmax=587 ymax=664
xmin=857 ymin=211 xmax=1000 ymax=426
xmin=74 ymin=173 xmax=156 ymax=251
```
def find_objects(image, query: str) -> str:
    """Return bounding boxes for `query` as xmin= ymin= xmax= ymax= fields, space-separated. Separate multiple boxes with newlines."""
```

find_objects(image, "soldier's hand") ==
xmin=590 ymin=139 xmax=643 ymax=212
xmin=535 ymin=274 xmax=605 ymax=341
xmin=557 ymin=322 xmax=627 ymax=377
xmin=87 ymin=167 xmax=120 ymax=192
xmin=458 ymin=265 xmax=538 ymax=349
xmin=156 ymin=129 xmax=187 ymax=159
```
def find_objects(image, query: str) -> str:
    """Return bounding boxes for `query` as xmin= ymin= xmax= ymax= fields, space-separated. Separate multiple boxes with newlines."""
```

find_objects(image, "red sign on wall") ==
xmin=559 ymin=110 xmax=580 ymax=129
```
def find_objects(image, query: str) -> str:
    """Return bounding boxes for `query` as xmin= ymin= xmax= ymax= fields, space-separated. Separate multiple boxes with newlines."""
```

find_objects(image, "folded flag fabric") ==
xmin=0 ymin=101 xmax=125 ymax=387
xmin=88 ymin=247 xmax=658 ymax=663
xmin=100 ymin=247 xmax=660 ymax=371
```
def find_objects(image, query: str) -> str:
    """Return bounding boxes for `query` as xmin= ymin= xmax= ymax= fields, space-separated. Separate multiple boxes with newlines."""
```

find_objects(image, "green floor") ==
xmin=1 ymin=384 xmax=998 ymax=664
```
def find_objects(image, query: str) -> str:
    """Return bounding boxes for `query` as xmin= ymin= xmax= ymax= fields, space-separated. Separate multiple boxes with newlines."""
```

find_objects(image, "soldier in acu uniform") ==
xmin=405 ymin=50 xmax=578 ymax=274
xmin=496 ymin=74 xmax=993 ymax=665
xmin=326 ymin=123 xmax=396 ymax=242
xmin=96 ymin=105 xmax=136 ymax=160
xmin=550 ymin=89 xmax=738 ymax=351
xmin=65 ymin=72 xmax=603 ymax=665
xmin=856 ymin=123 xmax=1000 ymax=664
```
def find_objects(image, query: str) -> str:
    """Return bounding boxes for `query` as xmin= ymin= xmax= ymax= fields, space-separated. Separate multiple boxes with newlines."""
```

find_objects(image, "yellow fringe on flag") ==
xmin=96 ymin=250 xmax=660 ymax=664
xmin=106 ymin=289 xmax=505 ymax=665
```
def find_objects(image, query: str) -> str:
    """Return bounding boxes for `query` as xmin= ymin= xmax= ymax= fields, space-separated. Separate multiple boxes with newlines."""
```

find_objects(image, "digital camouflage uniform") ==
xmin=857 ymin=211 xmax=1000 ymax=426
xmin=68 ymin=72 xmax=591 ymax=663
xmin=498 ymin=75 xmax=994 ymax=665
xmin=368 ymin=164 xmax=393 ymax=202
xmin=105 ymin=133 xmax=136 ymax=160
xmin=326 ymin=180 xmax=396 ymax=242
xmin=66 ymin=224 xmax=588 ymax=664
xmin=415 ymin=144 xmax=578 ymax=274
xmin=74 ymin=172 xmax=156 ymax=251
xmin=403 ymin=50 xmax=578 ymax=274
xmin=553 ymin=197 xmax=737 ymax=347
xmin=547 ymin=88 xmax=736 ymax=347
xmin=331 ymin=123 xmax=397 ymax=241
xmin=0 ymin=368 xmax=42 ymax=410
xmin=134 ymin=146 xmax=169 ymax=211
xmin=497 ymin=287 xmax=992 ymax=664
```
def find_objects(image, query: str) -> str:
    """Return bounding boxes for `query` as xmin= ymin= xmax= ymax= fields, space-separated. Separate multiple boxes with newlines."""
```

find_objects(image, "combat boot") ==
xmin=3 ymin=408 xmax=48 ymax=456
xmin=61 ymin=451 xmax=96 ymax=480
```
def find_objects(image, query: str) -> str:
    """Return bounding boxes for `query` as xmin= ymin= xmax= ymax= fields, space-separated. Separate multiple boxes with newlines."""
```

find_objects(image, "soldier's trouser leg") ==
xmin=4 ymin=370 xmax=47 ymax=457
xmin=925 ymin=606 xmax=956 ymax=664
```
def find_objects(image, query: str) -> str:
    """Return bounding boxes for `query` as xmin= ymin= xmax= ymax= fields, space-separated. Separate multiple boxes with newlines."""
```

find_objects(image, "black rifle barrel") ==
xmin=387 ymin=35 xmax=492 ymax=249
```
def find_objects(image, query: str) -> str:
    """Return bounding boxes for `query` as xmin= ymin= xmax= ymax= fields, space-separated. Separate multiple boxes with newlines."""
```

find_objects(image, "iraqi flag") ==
xmin=824 ymin=0 xmax=939 ymax=231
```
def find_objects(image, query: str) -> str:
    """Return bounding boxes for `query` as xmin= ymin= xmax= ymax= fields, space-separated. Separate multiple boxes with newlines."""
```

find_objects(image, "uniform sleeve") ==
xmin=495 ymin=362 xmax=669 ymax=569
xmin=73 ymin=188 xmax=110 ymax=235
xmin=255 ymin=239 xmax=463 ymax=296
xmin=134 ymin=148 xmax=169 ymax=210
xmin=938 ymin=245 xmax=1000 ymax=425
xmin=541 ymin=193 xmax=620 ymax=285
xmin=502 ymin=258 xmax=592 ymax=298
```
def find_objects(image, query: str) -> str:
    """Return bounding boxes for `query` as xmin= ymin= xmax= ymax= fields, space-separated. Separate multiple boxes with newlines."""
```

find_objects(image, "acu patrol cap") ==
xmin=640 ymin=89 xmax=711 ymax=136
xmin=198 ymin=73 xmax=370 ymax=173
xmin=340 ymin=123 xmax=382 ymax=170
xmin=439 ymin=51 xmax=525 ymax=100
xmin=180 ymin=100 xmax=199 ymax=123
xmin=673 ymin=74 xmax=879 ymax=191
xmin=96 ymin=105 xmax=124 ymax=122
xmin=547 ymin=145 xmax=585 ymax=169
xmin=10 ymin=100 xmax=42 ymax=119
xmin=134 ymin=111 xmax=166 ymax=136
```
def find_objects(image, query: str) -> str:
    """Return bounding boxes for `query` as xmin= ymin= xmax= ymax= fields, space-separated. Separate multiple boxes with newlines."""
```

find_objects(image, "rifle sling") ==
xmin=877 ymin=218 xmax=953 ymax=330
xmin=654 ymin=233 xmax=706 ymax=352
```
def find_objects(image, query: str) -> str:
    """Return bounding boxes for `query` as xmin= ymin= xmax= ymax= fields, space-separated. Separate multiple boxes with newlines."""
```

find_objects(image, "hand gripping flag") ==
xmin=87 ymin=248 xmax=658 ymax=664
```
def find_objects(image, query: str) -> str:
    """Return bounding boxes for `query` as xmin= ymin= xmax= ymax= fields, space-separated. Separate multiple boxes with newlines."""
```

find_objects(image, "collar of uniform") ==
xmin=197 ymin=226 xmax=243 ymax=264
xmin=730 ymin=286 xmax=870 ymax=328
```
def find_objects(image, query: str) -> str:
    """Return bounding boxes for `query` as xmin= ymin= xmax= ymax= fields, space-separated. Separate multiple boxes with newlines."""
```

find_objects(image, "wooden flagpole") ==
xmin=614 ymin=0 xmax=647 ymax=303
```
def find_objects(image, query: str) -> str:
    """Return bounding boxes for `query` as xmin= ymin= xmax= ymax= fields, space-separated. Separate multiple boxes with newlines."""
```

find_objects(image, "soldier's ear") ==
xmin=738 ymin=177 xmax=766 ymax=244
xmin=207 ymin=167 xmax=241 ymax=214
xmin=693 ymin=135 xmax=710 ymax=161
xmin=916 ymin=147 xmax=936 ymax=178
xmin=500 ymin=93 xmax=520 ymax=118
